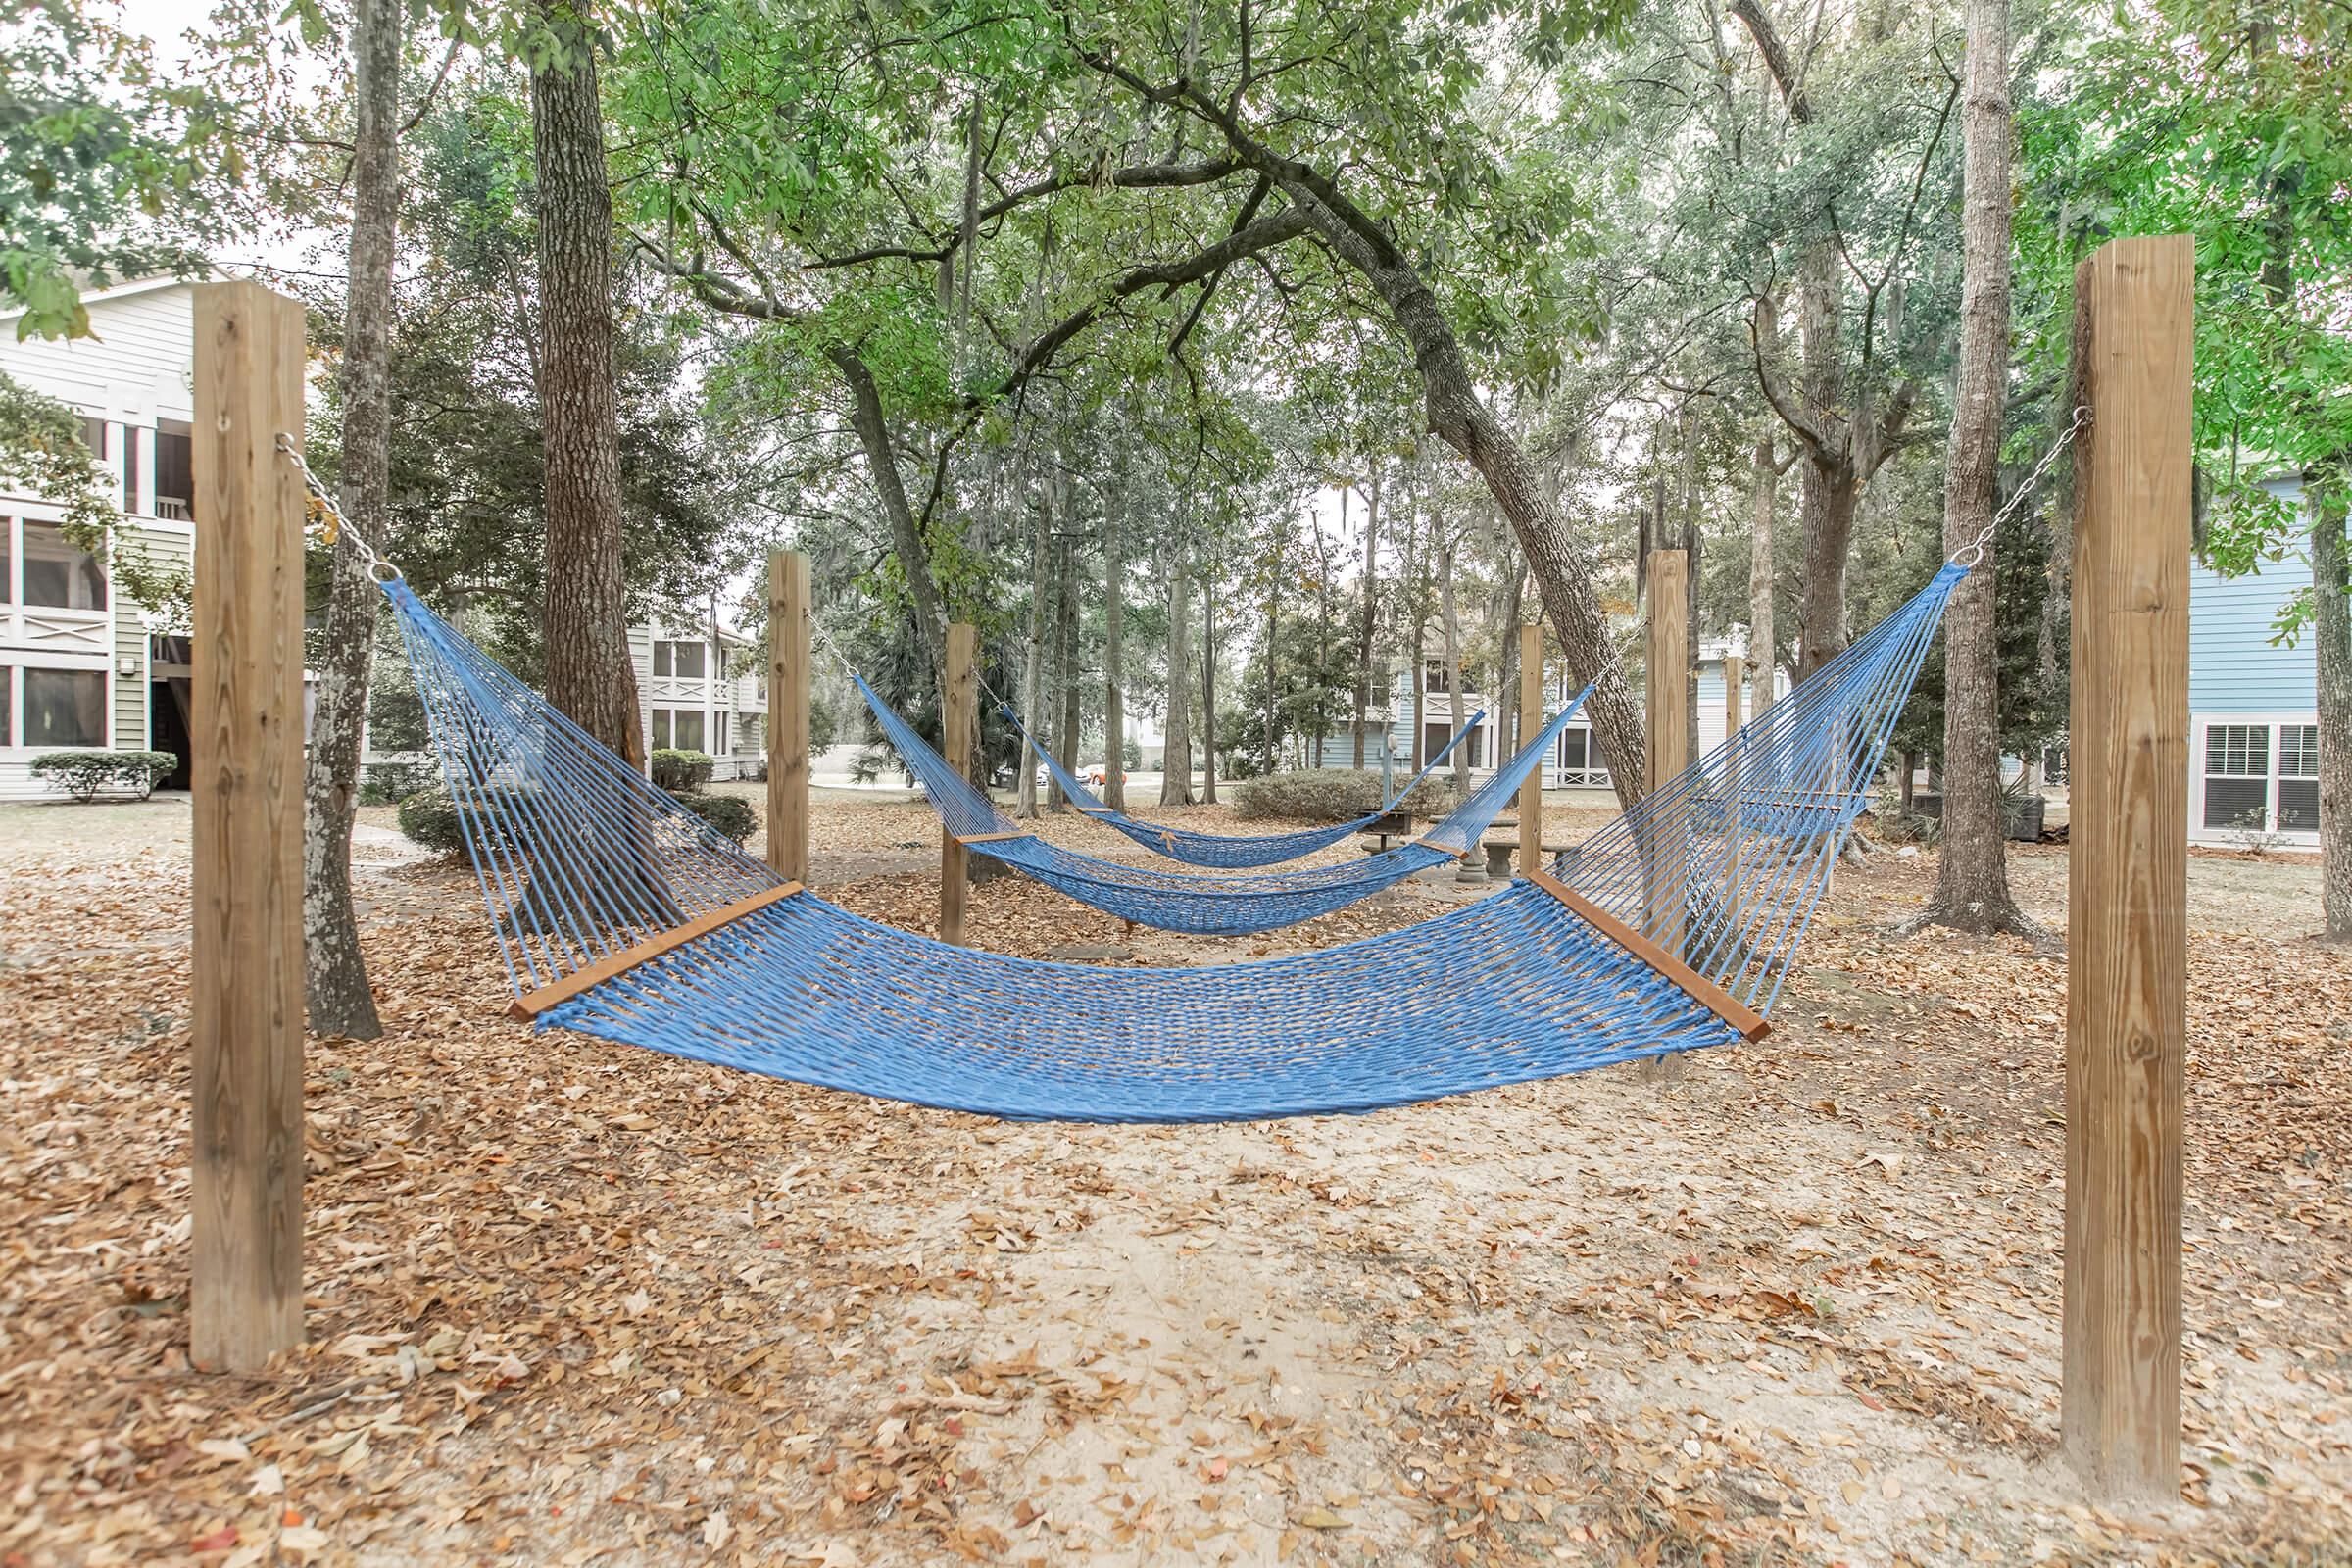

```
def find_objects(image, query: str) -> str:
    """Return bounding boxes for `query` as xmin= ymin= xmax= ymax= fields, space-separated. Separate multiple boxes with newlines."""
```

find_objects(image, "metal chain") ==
xmin=274 ymin=433 xmax=403 ymax=582
xmin=1950 ymin=404 xmax=2090 ymax=569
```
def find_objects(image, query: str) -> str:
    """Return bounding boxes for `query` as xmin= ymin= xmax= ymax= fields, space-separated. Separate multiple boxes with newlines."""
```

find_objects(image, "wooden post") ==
xmin=189 ymin=282 xmax=308 ymax=1371
xmin=766 ymin=551 xmax=809 ymax=884
xmin=2063 ymin=233 xmax=2190 ymax=1502
xmin=1644 ymin=550 xmax=1690 ymax=952
xmin=1518 ymin=623 xmax=1544 ymax=876
xmin=940 ymin=623 xmax=978 ymax=945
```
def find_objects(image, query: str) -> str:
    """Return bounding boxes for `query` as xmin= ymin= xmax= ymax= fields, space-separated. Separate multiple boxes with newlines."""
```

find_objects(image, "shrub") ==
xmin=652 ymin=748 xmax=715 ymax=791
xmin=670 ymin=790 xmax=756 ymax=843
xmin=395 ymin=785 xmax=469 ymax=856
xmin=360 ymin=760 xmax=436 ymax=807
xmin=1230 ymin=767 xmax=1460 ymax=823
xmin=28 ymin=750 xmax=176 ymax=802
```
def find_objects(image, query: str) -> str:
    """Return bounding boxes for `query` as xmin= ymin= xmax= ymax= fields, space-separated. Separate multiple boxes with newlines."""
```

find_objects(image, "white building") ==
xmin=0 ymin=275 xmax=763 ymax=800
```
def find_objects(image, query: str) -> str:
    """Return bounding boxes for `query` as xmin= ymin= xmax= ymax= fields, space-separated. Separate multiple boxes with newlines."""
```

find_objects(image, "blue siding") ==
xmin=2189 ymin=554 xmax=2315 ymax=713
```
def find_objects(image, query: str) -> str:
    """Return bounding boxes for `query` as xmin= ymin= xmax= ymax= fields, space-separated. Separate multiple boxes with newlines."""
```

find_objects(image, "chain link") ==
xmin=1950 ymin=405 xmax=2090 ymax=569
xmin=275 ymin=433 xmax=403 ymax=582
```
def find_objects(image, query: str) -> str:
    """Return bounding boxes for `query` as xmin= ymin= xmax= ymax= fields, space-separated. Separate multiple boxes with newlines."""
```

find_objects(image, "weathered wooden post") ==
xmin=1645 ymin=550 xmax=1690 ymax=951
xmin=190 ymin=281 xmax=308 ymax=1371
xmin=1518 ymin=623 xmax=1544 ymax=877
xmin=766 ymin=550 xmax=810 ymax=885
xmin=940 ymin=623 xmax=978 ymax=944
xmin=2063 ymin=233 xmax=2190 ymax=1503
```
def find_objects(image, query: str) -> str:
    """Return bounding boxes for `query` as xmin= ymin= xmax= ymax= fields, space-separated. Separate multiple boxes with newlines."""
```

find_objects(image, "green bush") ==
xmin=395 ymin=785 xmax=469 ymax=856
xmin=1230 ymin=767 xmax=1460 ymax=823
xmin=360 ymin=760 xmax=436 ymax=807
xmin=652 ymin=748 xmax=715 ymax=791
xmin=28 ymin=750 xmax=176 ymax=802
xmin=670 ymin=790 xmax=756 ymax=843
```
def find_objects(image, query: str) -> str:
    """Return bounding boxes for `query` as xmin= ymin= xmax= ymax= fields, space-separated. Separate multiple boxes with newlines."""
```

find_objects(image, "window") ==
xmin=652 ymin=640 xmax=707 ymax=679
xmin=23 ymin=667 xmax=107 ymax=748
xmin=651 ymin=706 xmax=706 ymax=752
xmin=1425 ymin=722 xmax=1482 ymax=769
xmin=712 ymin=712 xmax=729 ymax=756
xmin=155 ymin=419 xmax=193 ymax=520
xmin=1422 ymin=659 xmax=1450 ymax=694
xmin=1556 ymin=724 xmax=1611 ymax=787
xmin=0 ymin=518 xmax=11 ymax=604
xmin=2278 ymin=724 xmax=2321 ymax=833
xmin=21 ymin=521 xmax=107 ymax=611
xmin=2202 ymin=724 xmax=2270 ymax=831
xmin=79 ymin=417 xmax=107 ymax=460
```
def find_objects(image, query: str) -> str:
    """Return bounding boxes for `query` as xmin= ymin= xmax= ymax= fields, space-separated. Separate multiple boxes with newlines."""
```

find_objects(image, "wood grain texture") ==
xmin=1518 ymin=624 xmax=1544 ymax=876
xmin=767 ymin=552 xmax=810 ymax=884
xmin=1524 ymin=869 xmax=1769 ymax=1043
xmin=190 ymin=283 xmax=308 ymax=1372
xmin=2062 ymin=233 xmax=2189 ymax=1503
xmin=940 ymin=623 xmax=978 ymax=945
xmin=510 ymin=883 xmax=805 ymax=1019
xmin=1644 ymin=551 xmax=1690 ymax=955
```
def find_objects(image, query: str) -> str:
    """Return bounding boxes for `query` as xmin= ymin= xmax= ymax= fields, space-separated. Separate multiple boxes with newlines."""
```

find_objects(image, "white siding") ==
xmin=0 ymin=280 xmax=198 ymax=430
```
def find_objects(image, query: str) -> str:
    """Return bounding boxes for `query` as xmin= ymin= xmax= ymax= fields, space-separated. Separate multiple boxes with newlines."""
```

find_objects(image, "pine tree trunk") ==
xmin=302 ymin=0 xmax=399 ymax=1040
xmin=1162 ymin=539 xmax=1196 ymax=805
xmin=1351 ymin=466 xmax=1382 ymax=767
xmin=1263 ymin=518 xmax=1284 ymax=771
xmin=2314 ymin=486 xmax=2351 ymax=941
xmin=1918 ymin=0 xmax=2029 ymax=935
xmin=1749 ymin=427 xmax=1778 ymax=710
xmin=1200 ymin=567 xmax=1219 ymax=803
xmin=1438 ymin=528 xmax=1470 ymax=790
xmin=1054 ymin=535 xmax=1078 ymax=807
xmin=531 ymin=13 xmax=641 ymax=763
xmin=1103 ymin=459 xmax=1127 ymax=810
xmin=1017 ymin=471 xmax=1051 ymax=817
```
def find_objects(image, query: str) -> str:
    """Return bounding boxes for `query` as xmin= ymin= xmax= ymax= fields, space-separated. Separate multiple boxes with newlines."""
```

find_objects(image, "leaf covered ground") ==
xmin=1 ymin=793 xmax=2347 ymax=1567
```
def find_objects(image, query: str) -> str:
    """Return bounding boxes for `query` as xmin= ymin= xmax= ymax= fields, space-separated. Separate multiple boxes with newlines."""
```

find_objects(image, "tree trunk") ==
xmin=1679 ymin=401 xmax=1703 ymax=766
xmin=302 ymin=0 xmax=399 ymax=1041
xmin=1016 ymin=470 xmax=1051 ymax=817
xmin=1497 ymin=562 xmax=1525 ymax=757
xmin=2315 ymin=484 xmax=2351 ymax=941
xmin=1275 ymin=193 xmax=1644 ymax=808
xmin=1351 ymin=465 xmax=1382 ymax=768
xmin=1749 ymin=296 xmax=1782 ymax=710
xmin=1200 ymin=567 xmax=1219 ymax=803
xmin=1103 ymin=454 xmax=1127 ymax=810
xmin=1437 ymin=526 xmax=1470 ymax=790
xmin=531 ymin=12 xmax=640 ymax=763
xmin=1919 ymin=0 xmax=2031 ymax=936
xmin=1263 ymin=516 xmax=1284 ymax=771
xmin=1162 ymin=538 xmax=1196 ymax=805
xmin=830 ymin=346 xmax=948 ymax=686
xmin=1405 ymin=484 xmax=1427 ymax=774
xmin=1054 ymin=534 xmax=1079 ymax=807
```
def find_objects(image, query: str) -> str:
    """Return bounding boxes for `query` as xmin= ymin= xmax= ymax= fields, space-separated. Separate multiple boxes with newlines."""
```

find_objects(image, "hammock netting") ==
xmin=379 ymin=561 xmax=1964 ymax=1123
xmin=1005 ymin=705 xmax=1486 ymax=868
xmin=855 ymin=675 xmax=1588 ymax=935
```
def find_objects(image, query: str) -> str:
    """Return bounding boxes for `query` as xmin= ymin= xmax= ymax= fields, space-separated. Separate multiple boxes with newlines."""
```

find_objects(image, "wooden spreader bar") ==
xmin=1522 ymin=867 xmax=1770 ymax=1043
xmin=956 ymin=830 xmax=1032 ymax=845
xmin=510 ymin=881 xmax=804 ymax=1020
xmin=1073 ymin=804 xmax=1115 ymax=814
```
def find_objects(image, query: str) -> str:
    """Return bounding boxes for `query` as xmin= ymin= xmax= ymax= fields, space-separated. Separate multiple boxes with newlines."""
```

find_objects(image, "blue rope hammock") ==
xmin=1004 ymin=703 xmax=1487 ymax=867
xmin=375 ymin=562 xmax=1965 ymax=1124
xmin=855 ymin=674 xmax=1589 ymax=935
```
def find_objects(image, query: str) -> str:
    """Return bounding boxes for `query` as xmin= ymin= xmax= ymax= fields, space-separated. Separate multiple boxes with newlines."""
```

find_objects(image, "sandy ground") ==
xmin=1 ymin=793 xmax=2347 ymax=1568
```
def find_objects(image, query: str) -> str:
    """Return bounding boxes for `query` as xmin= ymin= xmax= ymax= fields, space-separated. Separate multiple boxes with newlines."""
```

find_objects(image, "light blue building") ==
xmin=2188 ymin=544 xmax=2320 ymax=849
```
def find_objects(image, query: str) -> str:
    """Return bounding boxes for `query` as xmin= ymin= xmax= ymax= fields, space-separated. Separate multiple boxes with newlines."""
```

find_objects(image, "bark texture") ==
xmin=1016 ymin=471 xmax=1051 ymax=817
xmin=1351 ymin=467 xmax=1382 ymax=767
xmin=1919 ymin=0 xmax=2031 ymax=935
xmin=531 ymin=12 xmax=641 ymax=763
xmin=2316 ymin=489 xmax=2351 ymax=941
xmin=301 ymin=0 xmax=399 ymax=1040
xmin=1199 ymin=573 xmax=1218 ymax=803
xmin=830 ymin=345 xmax=948 ymax=683
xmin=1103 ymin=460 xmax=1127 ymax=810
xmin=1161 ymin=540 xmax=1196 ymax=805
